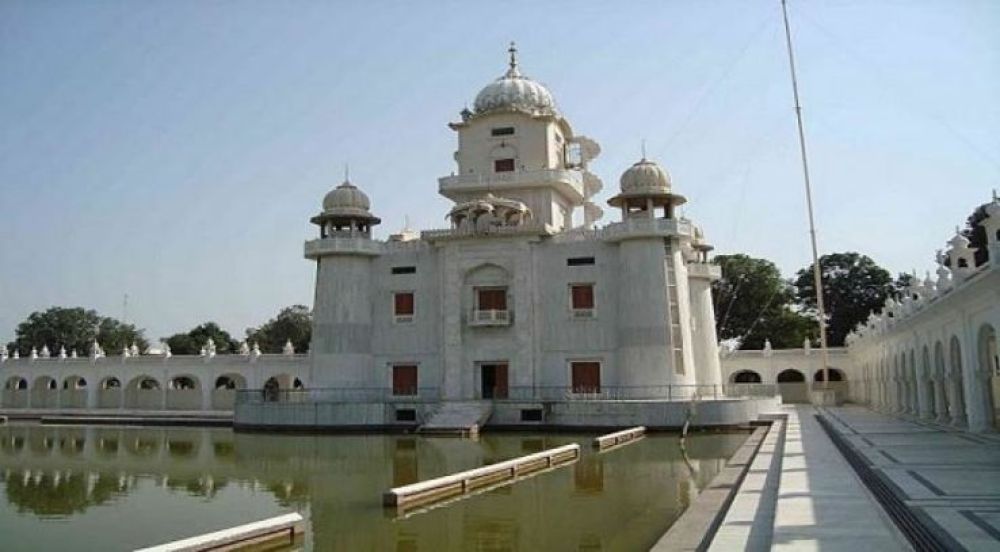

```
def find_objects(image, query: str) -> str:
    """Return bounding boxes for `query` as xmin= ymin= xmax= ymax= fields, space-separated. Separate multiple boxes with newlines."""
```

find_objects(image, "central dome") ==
xmin=473 ymin=44 xmax=557 ymax=117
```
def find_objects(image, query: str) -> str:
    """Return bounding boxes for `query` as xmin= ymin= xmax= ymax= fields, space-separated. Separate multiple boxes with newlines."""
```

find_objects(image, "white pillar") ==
xmin=960 ymin=325 xmax=990 ymax=432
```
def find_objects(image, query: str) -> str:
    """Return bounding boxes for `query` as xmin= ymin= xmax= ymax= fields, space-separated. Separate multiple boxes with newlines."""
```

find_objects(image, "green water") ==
xmin=0 ymin=424 xmax=747 ymax=551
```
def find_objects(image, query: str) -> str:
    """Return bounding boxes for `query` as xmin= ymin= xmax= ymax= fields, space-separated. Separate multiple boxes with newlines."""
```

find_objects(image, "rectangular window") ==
xmin=477 ymin=288 xmax=507 ymax=311
xmin=491 ymin=127 xmax=515 ymax=136
xmin=570 ymin=284 xmax=594 ymax=310
xmin=567 ymin=256 xmax=595 ymax=266
xmin=394 ymin=292 xmax=414 ymax=322
xmin=494 ymin=158 xmax=515 ymax=172
xmin=392 ymin=365 xmax=418 ymax=396
xmin=571 ymin=362 xmax=601 ymax=394
xmin=391 ymin=266 xmax=416 ymax=275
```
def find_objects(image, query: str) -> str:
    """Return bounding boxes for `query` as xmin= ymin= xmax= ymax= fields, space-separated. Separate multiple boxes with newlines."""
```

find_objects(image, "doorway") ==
xmin=481 ymin=363 xmax=509 ymax=399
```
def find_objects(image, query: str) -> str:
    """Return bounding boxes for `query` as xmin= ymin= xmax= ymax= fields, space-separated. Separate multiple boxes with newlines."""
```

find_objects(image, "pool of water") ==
xmin=0 ymin=424 xmax=747 ymax=551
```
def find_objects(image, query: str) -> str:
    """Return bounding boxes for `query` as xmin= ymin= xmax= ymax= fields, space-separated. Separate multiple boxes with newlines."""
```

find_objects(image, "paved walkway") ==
xmin=712 ymin=405 xmax=909 ymax=551
xmin=823 ymin=406 xmax=1000 ymax=551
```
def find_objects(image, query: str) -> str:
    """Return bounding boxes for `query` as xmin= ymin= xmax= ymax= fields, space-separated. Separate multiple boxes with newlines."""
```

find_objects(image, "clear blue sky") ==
xmin=1 ymin=0 xmax=997 ymax=343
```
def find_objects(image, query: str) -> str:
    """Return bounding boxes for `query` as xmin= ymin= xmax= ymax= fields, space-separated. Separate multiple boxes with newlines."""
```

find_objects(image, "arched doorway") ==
xmin=166 ymin=375 xmax=202 ymax=410
xmin=732 ymin=370 xmax=762 ymax=383
xmin=125 ymin=376 xmax=162 ymax=409
xmin=934 ymin=342 xmax=951 ymax=423
xmin=213 ymin=374 xmax=247 ymax=410
xmin=777 ymin=369 xmax=807 ymax=404
xmin=814 ymin=368 xmax=844 ymax=381
xmin=978 ymin=324 xmax=999 ymax=429
xmin=949 ymin=336 xmax=968 ymax=426
xmin=922 ymin=345 xmax=936 ymax=420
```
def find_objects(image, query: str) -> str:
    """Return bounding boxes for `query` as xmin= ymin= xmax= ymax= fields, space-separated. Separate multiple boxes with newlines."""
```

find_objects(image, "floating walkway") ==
xmin=592 ymin=425 xmax=645 ymax=450
xmin=383 ymin=443 xmax=580 ymax=510
xmin=134 ymin=512 xmax=304 ymax=552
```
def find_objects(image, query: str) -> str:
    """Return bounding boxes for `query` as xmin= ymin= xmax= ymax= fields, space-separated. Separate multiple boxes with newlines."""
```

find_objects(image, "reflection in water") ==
xmin=0 ymin=424 xmax=747 ymax=551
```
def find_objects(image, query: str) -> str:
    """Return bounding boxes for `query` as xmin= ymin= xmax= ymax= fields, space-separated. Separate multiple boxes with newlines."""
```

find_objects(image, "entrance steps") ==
xmin=419 ymin=401 xmax=493 ymax=435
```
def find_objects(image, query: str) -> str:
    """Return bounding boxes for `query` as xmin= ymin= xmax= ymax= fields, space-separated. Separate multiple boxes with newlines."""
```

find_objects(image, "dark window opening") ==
xmin=395 ymin=409 xmax=417 ymax=422
xmin=477 ymin=288 xmax=507 ymax=311
xmin=494 ymin=158 xmax=515 ymax=172
xmin=391 ymin=266 xmax=416 ymax=275
xmin=567 ymin=256 xmax=595 ymax=266
xmin=491 ymin=127 xmax=515 ymax=136
xmin=392 ymin=365 xmax=418 ymax=396
xmin=520 ymin=409 xmax=543 ymax=422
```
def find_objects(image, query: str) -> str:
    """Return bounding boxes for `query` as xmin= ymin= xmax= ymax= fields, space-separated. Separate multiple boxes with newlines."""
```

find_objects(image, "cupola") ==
xmin=472 ymin=43 xmax=558 ymax=118
xmin=608 ymin=157 xmax=687 ymax=219
xmin=310 ymin=178 xmax=380 ymax=238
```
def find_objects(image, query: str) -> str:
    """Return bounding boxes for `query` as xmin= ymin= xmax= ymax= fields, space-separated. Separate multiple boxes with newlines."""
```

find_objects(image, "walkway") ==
xmin=712 ymin=405 xmax=909 ymax=551
xmin=822 ymin=406 xmax=1000 ymax=551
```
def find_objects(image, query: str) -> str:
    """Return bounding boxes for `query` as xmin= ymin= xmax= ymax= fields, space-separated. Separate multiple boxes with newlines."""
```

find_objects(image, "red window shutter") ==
xmin=478 ymin=289 xmax=507 ymax=311
xmin=393 ymin=365 xmax=418 ymax=396
xmin=572 ymin=362 xmax=600 ymax=393
xmin=394 ymin=292 xmax=414 ymax=316
xmin=571 ymin=285 xmax=594 ymax=309
xmin=494 ymin=158 xmax=515 ymax=172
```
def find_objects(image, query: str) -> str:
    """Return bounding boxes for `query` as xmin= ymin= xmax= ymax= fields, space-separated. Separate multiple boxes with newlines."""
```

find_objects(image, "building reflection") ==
xmin=0 ymin=425 xmax=746 ymax=550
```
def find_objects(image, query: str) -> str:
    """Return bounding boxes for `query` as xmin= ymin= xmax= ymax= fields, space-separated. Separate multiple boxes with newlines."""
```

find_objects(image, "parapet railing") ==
xmin=234 ymin=383 xmax=781 ymax=405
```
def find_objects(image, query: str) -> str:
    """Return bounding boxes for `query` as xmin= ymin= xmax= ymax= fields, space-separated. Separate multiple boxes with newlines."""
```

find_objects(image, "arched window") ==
xmin=732 ymin=370 xmax=762 ymax=384
xmin=777 ymin=369 xmax=805 ymax=383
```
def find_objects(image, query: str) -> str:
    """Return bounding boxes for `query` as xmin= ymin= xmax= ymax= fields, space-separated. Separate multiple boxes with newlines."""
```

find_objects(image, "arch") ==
xmin=777 ymin=369 xmax=805 ymax=383
xmin=168 ymin=375 xmax=200 ymax=390
xmin=934 ymin=341 xmax=951 ymax=422
xmin=4 ymin=376 xmax=27 ymax=391
xmin=62 ymin=375 xmax=87 ymax=390
xmin=100 ymin=377 xmax=121 ymax=390
xmin=977 ymin=324 xmax=999 ymax=429
xmin=32 ymin=376 xmax=57 ymax=390
xmin=293 ymin=378 xmax=305 ymax=390
xmin=814 ymin=368 xmax=845 ymax=382
xmin=731 ymin=370 xmax=762 ymax=384
xmin=922 ymin=345 xmax=936 ymax=419
xmin=126 ymin=376 xmax=161 ymax=391
xmin=948 ymin=335 xmax=968 ymax=425
xmin=464 ymin=262 xmax=511 ymax=285
xmin=214 ymin=374 xmax=247 ymax=390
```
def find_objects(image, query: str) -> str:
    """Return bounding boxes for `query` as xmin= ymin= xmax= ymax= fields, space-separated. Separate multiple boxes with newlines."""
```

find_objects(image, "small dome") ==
xmin=620 ymin=158 xmax=671 ymax=194
xmin=473 ymin=44 xmax=557 ymax=117
xmin=322 ymin=180 xmax=372 ymax=217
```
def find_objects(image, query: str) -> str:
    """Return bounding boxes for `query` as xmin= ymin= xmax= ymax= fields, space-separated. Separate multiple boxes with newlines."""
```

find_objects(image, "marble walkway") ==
xmin=822 ymin=406 xmax=1000 ymax=552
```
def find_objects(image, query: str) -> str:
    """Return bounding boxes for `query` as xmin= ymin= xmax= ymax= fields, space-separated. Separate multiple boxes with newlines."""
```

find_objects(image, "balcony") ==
xmin=438 ymin=169 xmax=584 ymax=202
xmin=599 ymin=218 xmax=692 ymax=243
xmin=303 ymin=237 xmax=383 ymax=259
xmin=687 ymin=263 xmax=722 ymax=280
xmin=469 ymin=309 xmax=511 ymax=327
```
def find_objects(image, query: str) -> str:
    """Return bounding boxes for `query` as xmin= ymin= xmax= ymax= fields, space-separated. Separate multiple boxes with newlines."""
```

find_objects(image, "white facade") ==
xmin=845 ymin=193 xmax=1000 ymax=432
xmin=305 ymin=46 xmax=723 ymax=400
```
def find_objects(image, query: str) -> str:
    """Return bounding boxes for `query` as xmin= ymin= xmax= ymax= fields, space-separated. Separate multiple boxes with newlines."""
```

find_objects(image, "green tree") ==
xmin=246 ymin=305 xmax=312 ymax=353
xmin=794 ymin=252 xmax=898 ymax=347
xmin=712 ymin=254 xmax=816 ymax=349
xmin=164 ymin=322 xmax=238 ymax=355
xmin=8 ymin=307 xmax=148 ymax=356
xmin=947 ymin=201 xmax=990 ymax=267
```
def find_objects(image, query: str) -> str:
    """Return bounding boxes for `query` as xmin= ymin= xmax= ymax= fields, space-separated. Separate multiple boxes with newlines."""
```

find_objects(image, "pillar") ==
xmin=960 ymin=326 xmax=990 ymax=432
xmin=687 ymin=271 xmax=722 ymax=392
xmin=617 ymin=237 xmax=675 ymax=391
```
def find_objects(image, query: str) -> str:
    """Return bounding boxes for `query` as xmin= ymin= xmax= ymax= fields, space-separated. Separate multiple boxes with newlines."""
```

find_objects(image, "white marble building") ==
xmin=845 ymin=193 xmax=1000 ymax=432
xmin=305 ymin=45 xmax=723 ymax=401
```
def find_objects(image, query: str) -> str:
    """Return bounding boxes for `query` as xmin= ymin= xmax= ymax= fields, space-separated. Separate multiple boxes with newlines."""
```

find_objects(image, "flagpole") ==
xmin=780 ymin=0 xmax=831 ymax=389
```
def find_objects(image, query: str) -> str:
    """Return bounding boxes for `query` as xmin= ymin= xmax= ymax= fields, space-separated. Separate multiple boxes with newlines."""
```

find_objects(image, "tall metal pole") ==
xmin=780 ymin=0 xmax=831 ymax=388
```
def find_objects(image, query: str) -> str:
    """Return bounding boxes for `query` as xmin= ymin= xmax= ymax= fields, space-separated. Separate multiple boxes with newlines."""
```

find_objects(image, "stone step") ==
xmin=420 ymin=401 xmax=493 ymax=435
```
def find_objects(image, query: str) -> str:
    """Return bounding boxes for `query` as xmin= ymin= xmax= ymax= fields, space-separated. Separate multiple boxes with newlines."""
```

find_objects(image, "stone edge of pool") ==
xmin=650 ymin=413 xmax=786 ymax=551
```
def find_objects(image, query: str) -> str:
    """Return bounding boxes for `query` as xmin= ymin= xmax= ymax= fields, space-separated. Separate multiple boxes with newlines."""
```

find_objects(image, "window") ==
xmin=520 ymin=409 xmax=543 ymax=422
xmin=394 ymin=292 xmax=414 ymax=322
xmin=494 ymin=158 xmax=515 ymax=172
xmin=571 ymin=362 xmax=601 ymax=394
xmin=570 ymin=284 xmax=594 ymax=313
xmin=392 ymin=365 xmax=418 ymax=396
xmin=391 ymin=266 xmax=416 ymax=275
xmin=395 ymin=409 xmax=416 ymax=422
xmin=491 ymin=126 xmax=515 ymax=136
xmin=477 ymin=288 xmax=507 ymax=311
xmin=567 ymin=256 xmax=595 ymax=266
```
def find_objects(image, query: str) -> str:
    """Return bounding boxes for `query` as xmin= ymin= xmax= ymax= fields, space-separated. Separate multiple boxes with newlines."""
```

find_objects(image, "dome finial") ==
xmin=344 ymin=163 xmax=350 ymax=184
xmin=641 ymin=138 xmax=647 ymax=161
xmin=508 ymin=41 xmax=518 ymax=71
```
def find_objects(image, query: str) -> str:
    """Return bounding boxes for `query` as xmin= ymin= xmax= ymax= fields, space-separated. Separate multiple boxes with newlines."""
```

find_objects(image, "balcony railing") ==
xmin=469 ymin=309 xmax=511 ymax=327
xmin=438 ymin=169 xmax=585 ymax=201
xmin=235 ymin=387 xmax=441 ymax=405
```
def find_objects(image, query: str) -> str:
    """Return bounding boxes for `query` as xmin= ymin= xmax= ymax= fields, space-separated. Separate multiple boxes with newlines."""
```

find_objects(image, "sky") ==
xmin=1 ymin=0 xmax=997 ymax=344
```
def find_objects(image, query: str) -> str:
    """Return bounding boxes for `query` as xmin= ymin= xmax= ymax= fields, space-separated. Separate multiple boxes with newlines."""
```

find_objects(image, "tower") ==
xmin=607 ymin=158 xmax=696 ymax=391
xmin=686 ymin=227 xmax=723 ymax=390
xmin=440 ymin=43 xmax=602 ymax=230
xmin=305 ymin=179 xmax=381 ymax=387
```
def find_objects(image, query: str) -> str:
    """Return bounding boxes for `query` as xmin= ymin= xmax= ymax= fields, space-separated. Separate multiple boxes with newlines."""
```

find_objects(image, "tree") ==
xmin=7 ymin=307 xmax=148 ymax=356
xmin=246 ymin=305 xmax=312 ymax=354
xmin=794 ymin=252 xmax=898 ymax=347
xmin=712 ymin=254 xmax=816 ymax=350
xmin=951 ymin=201 xmax=990 ymax=267
xmin=164 ymin=322 xmax=238 ymax=355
